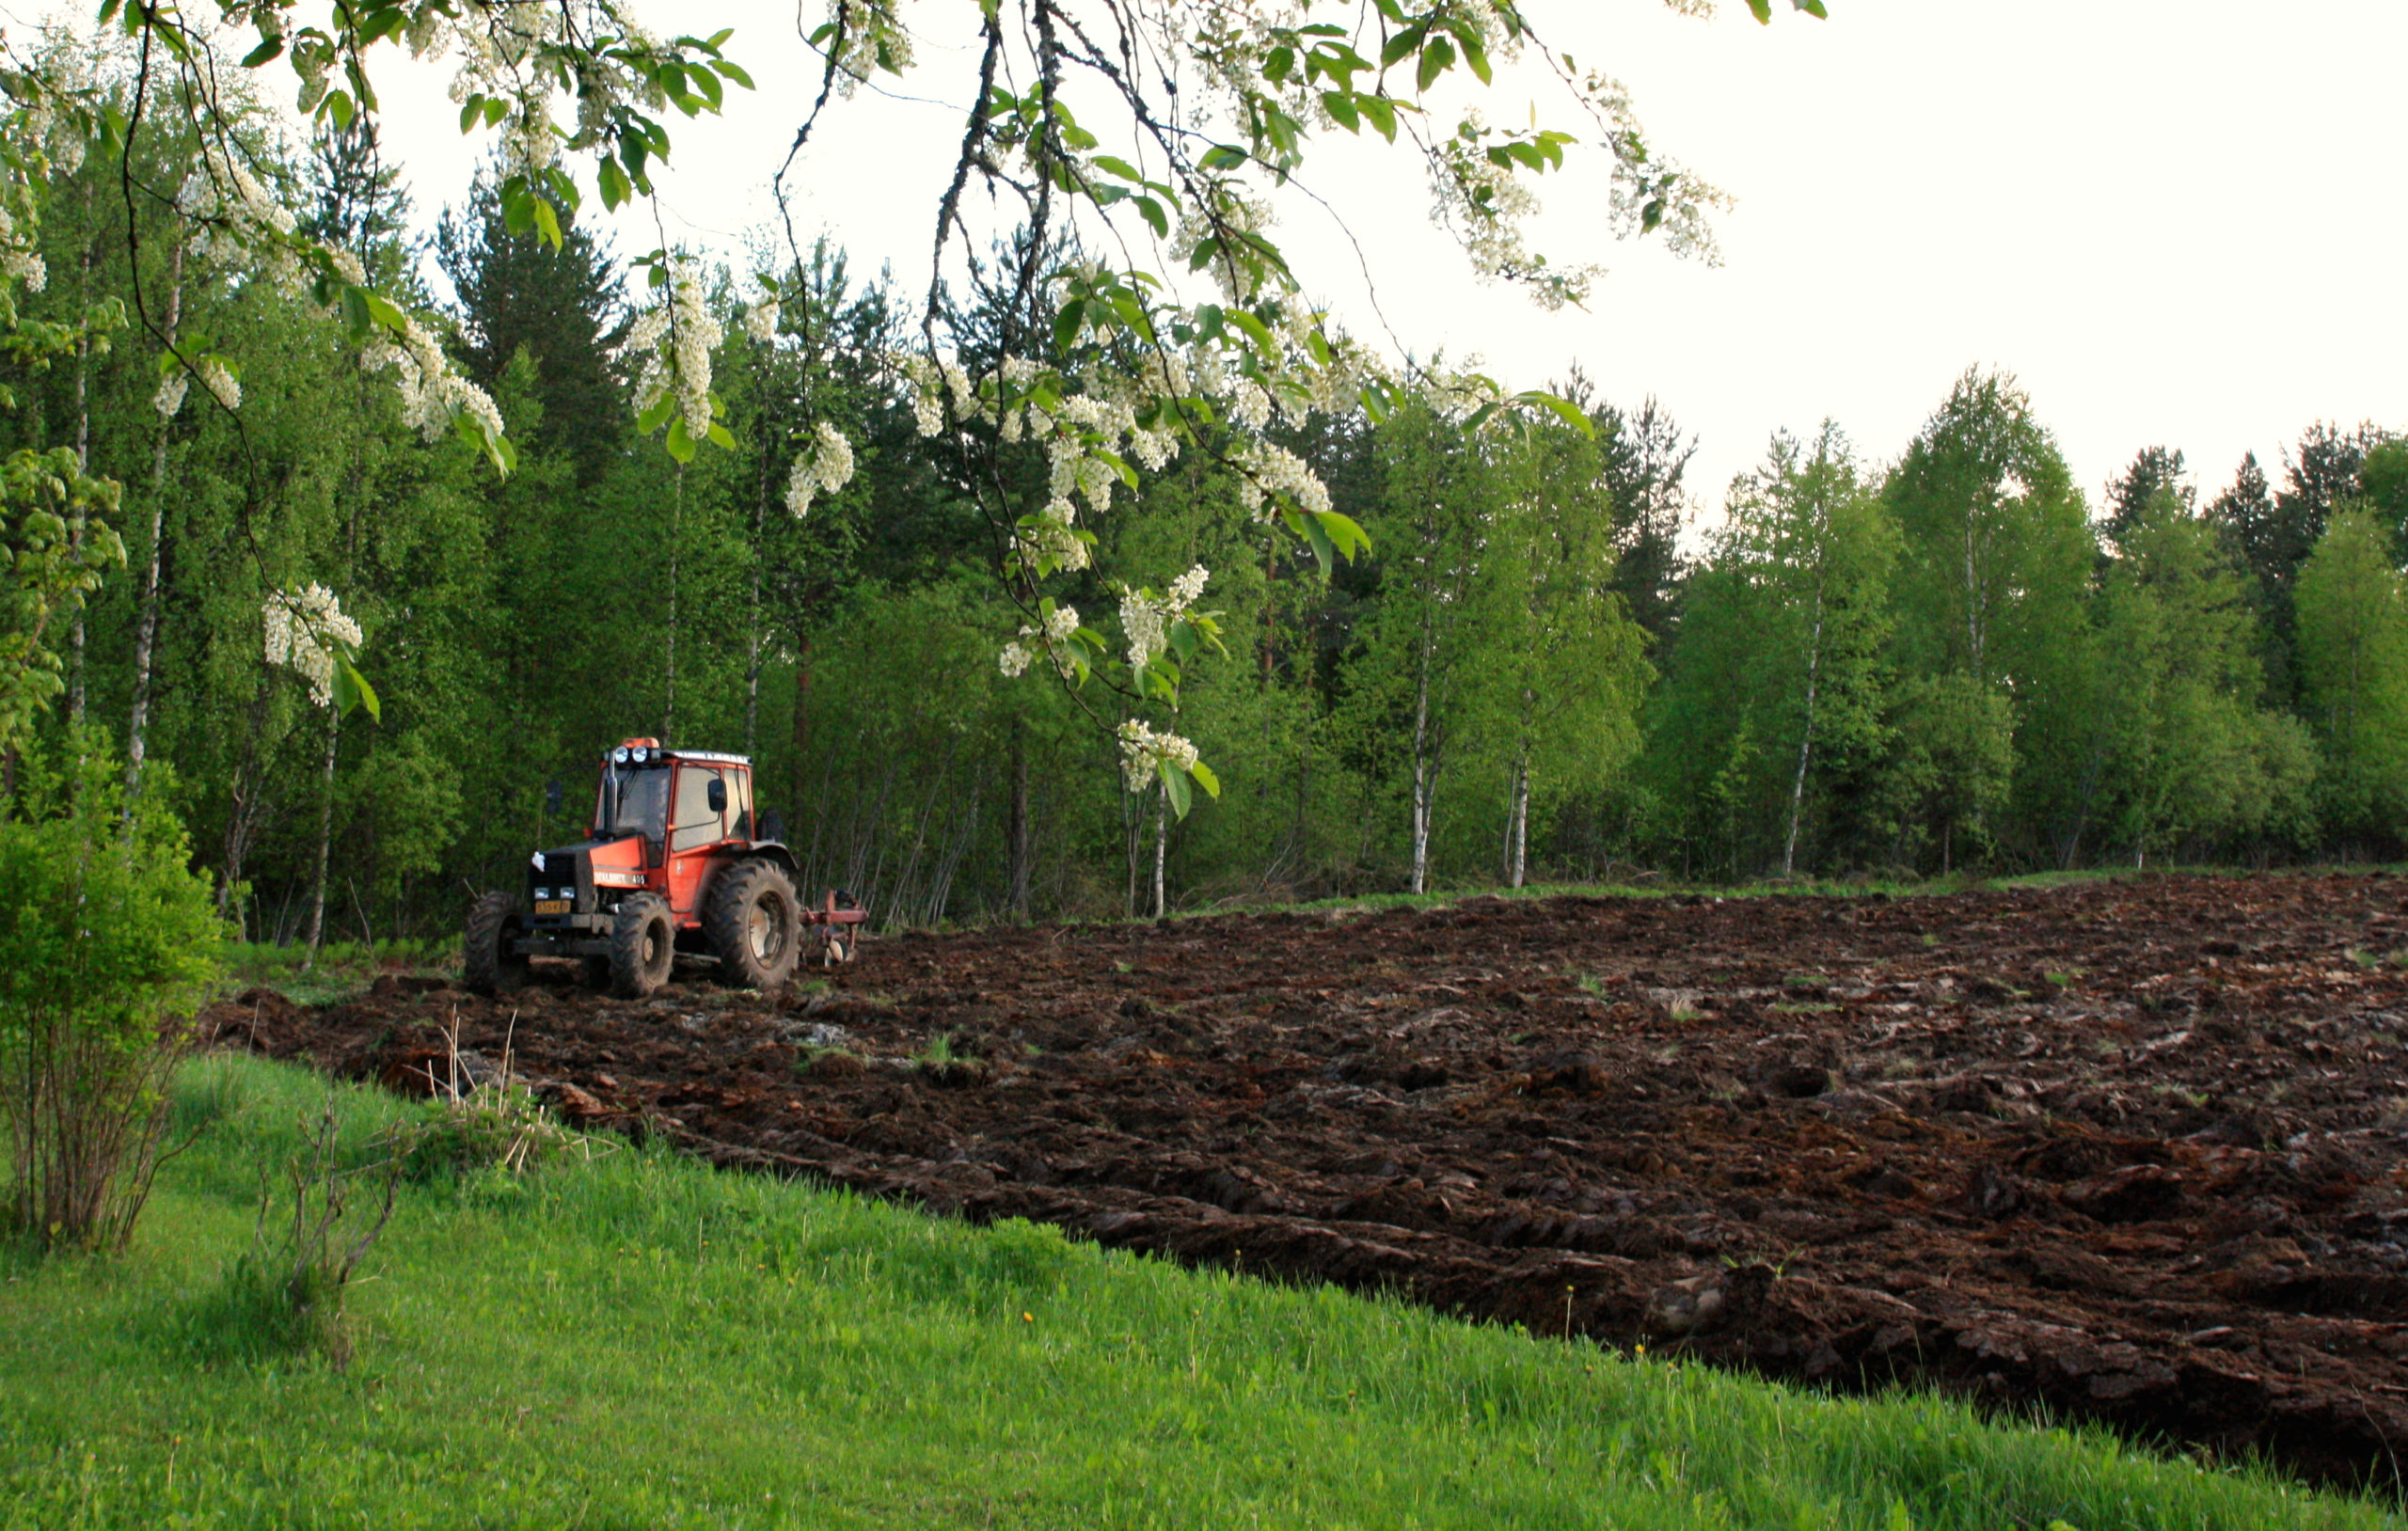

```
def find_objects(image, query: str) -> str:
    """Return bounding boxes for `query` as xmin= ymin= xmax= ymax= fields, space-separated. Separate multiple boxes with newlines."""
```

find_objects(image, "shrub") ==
xmin=0 ymin=738 xmax=223 ymax=1251
xmin=185 ymin=1097 xmax=397 ymax=1372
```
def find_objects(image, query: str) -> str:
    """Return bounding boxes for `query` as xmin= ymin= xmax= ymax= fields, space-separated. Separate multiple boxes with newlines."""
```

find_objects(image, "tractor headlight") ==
xmin=534 ymin=888 xmax=552 ymax=901
xmin=612 ymin=746 xmax=631 ymax=764
xmin=631 ymin=747 xmax=650 ymax=763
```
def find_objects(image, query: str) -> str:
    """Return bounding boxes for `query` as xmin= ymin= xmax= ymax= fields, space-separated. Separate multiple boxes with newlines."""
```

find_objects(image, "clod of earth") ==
xmin=204 ymin=873 xmax=2408 ymax=1491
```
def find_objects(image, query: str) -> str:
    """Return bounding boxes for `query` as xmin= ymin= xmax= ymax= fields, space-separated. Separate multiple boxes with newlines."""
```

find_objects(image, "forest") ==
xmin=10 ymin=69 xmax=2408 ymax=946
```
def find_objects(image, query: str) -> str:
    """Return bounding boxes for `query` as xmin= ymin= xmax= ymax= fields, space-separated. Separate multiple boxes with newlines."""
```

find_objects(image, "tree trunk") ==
xmin=1409 ymin=660 xmax=1433 ymax=896
xmin=663 ymin=465 xmax=683 ymax=738
xmin=1151 ymin=784 xmax=1168 ymax=919
xmin=1006 ymin=718 xmax=1032 ymax=920
xmin=1782 ymin=572 xmax=1827 ymax=878
xmin=126 ymin=243 xmax=187 ymax=797
xmin=1507 ymin=751 xmax=1530 ymax=889
xmin=300 ymin=708 xmax=340 ymax=962
xmin=67 ymin=202 xmax=93 ymax=730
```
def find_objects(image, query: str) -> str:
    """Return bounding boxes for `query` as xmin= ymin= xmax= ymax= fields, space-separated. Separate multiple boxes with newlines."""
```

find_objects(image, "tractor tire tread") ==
xmin=465 ymin=892 xmax=529 ymax=996
xmin=705 ymin=859 xmax=801 ymax=992
xmin=610 ymin=892 xmax=676 ymax=999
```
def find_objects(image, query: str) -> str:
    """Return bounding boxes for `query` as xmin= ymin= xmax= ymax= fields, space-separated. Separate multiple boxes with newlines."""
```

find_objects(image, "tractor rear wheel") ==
xmin=464 ymin=892 xmax=530 ymax=996
xmin=609 ymin=892 xmax=676 ymax=999
xmin=705 ymin=860 xmax=800 ymax=992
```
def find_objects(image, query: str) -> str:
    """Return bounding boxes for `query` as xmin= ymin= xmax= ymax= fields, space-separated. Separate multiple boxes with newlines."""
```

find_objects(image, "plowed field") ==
xmin=207 ymin=873 xmax=2408 ymax=1488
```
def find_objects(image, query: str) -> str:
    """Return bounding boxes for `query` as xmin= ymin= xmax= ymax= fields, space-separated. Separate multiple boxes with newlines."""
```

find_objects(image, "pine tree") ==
xmin=2101 ymin=445 xmax=2191 ymax=556
xmin=436 ymin=176 xmax=627 ymax=484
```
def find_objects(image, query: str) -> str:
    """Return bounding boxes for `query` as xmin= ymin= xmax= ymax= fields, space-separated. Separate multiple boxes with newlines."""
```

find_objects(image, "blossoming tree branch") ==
xmin=0 ymin=0 xmax=1822 ymax=801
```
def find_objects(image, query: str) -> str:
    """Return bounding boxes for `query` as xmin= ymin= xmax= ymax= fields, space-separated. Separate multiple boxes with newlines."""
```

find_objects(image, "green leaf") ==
xmin=1416 ymin=36 xmax=1453 ymax=93
xmin=598 ymin=157 xmax=631 ymax=210
xmin=338 ymin=285 xmax=370 ymax=342
xmin=706 ymin=421 xmax=737 ymax=450
xmin=334 ymin=658 xmax=381 ymax=722
xmin=240 ymin=33 xmax=284 ymax=67
xmin=1094 ymin=154 xmax=1141 ymax=182
xmin=1199 ymin=144 xmax=1248 ymax=172
xmin=1360 ymin=96 xmax=1398 ymax=142
xmin=1458 ymin=30 xmax=1492 ymax=85
xmin=665 ymin=416 xmax=698 ymax=464
xmin=325 ymin=89 xmax=355 ymax=130
xmin=1226 ymin=308 xmax=1275 ymax=355
xmin=458 ymin=94 xmax=486 ymax=134
xmin=1054 ymin=297 xmax=1086 ymax=352
xmin=1159 ymin=758 xmax=1193 ymax=818
xmin=1746 ymin=0 xmax=1772 ymax=19
xmin=531 ymin=197 xmax=562 ymax=250
xmin=1380 ymin=23 xmax=1426 ymax=70
xmin=1189 ymin=760 xmax=1221 ymax=800
xmin=712 ymin=59 xmax=756 ymax=88
xmin=362 ymin=291 xmax=407 ymax=331
xmin=1321 ymin=89 xmax=1359 ymax=132
xmin=1519 ymin=389 xmax=1596 ymax=437
xmin=1134 ymin=196 xmax=1170 ymax=239
xmin=1315 ymin=510 xmax=1371 ymax=562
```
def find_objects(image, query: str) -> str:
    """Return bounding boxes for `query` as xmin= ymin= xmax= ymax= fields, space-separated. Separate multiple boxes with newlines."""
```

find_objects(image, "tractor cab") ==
xmin=465 ymin=738 xmax=863 ymax=998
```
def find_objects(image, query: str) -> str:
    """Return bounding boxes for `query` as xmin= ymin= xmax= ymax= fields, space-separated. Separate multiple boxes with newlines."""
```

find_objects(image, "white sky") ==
xmin=73 ymin=1 xmax=2408 ymax=513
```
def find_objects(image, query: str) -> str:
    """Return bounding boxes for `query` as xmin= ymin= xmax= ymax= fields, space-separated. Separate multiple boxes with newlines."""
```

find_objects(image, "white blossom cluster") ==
xmin=262 ymin=583 xmax=362 ymax=708
xmin=626 ymin=259 xmax=721 ymax=444
xmin=1118 ymin=564 xmax=1209 ymax=671
xmin=175 ymin=143 xmax=297 ymax=273
xmin=741 ymin=297 xmax=781 ymax=342
xmin=784 ymin=420 xmax=856 ymax=517
xmin=362 ymin=308 xmax=507 ymax=446
xmin=1000 ymin=603 xmax=1083 ymax=680
xmin=822 ymin=0 xmax=914 ymax=96
xmin=0 ymin=203 xmax=44 ymax=292
xmin=1117 ymin=718 xmax=1200 ymax=794
xmin=1428 ymin=112 xmax=1602 ymax=312
xmin=150 ymin=356 xmax=243 ymax=418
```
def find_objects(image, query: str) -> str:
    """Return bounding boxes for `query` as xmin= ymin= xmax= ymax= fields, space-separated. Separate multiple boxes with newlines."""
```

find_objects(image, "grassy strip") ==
xmin=3 ymin=1055 xmax=2397 ymax=1530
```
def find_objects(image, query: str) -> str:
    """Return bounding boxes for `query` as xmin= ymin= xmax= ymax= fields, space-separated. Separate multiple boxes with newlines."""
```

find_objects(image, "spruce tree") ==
xmin=436 ymin=177 xmax=627 ymax=484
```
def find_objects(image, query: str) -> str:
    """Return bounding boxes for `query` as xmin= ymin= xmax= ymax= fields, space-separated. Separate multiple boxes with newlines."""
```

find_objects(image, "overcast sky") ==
xmin=171 ymin=2 xmax=2408 ymax=514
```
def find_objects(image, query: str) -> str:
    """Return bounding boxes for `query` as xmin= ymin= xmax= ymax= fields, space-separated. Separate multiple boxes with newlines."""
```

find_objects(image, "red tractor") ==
xmin=465 ymin=738 xmax=863 ymax=998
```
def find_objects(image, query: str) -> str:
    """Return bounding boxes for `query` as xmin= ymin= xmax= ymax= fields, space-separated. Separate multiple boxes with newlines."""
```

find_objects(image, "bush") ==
xmin=182 ymin=1097 xmax=396 ymax=1371
xmin=0 ymin=739 xmax=224 ymax=1251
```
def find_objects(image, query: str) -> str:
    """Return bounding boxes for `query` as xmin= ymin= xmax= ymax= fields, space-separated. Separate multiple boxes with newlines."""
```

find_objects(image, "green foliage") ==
xmin=2296 ymin=507 xmax=2408 ymax=842
xmin=0 ymin=1050 xmax=2394 ymax=1530
xmin=0 ymin=448 xmax=122 ymax=750
xmin=0 ymin=737 xmax=224 ymax=1251
xmin=179 ymin=1096 xmax=394 ymax=1372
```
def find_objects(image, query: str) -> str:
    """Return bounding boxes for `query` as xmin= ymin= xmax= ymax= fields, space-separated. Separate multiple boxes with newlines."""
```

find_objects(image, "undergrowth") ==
xmin=0 ymin=1052 xmax=2396 ymax=1529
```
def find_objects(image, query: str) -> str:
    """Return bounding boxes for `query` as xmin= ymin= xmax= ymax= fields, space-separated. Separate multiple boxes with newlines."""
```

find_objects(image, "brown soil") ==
xmin=203 ymin=873 xmax=2408 ymax=1489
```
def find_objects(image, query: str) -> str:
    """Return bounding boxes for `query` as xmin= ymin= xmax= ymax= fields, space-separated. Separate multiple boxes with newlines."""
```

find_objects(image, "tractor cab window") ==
xmin=598 ymin=766 xmax=672 ymax=841
xmin=670 ymin=766 xmax=726 ymax=852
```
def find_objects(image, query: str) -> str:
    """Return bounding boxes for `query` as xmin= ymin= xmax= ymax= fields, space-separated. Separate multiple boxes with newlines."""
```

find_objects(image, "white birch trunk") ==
xmin=1151 ymin=784 xmax=1167 ymax=919
xmin=1782 ymin=567 xmax=1827 ymax=878
xmin=126 ymin=242 xmax=187 ymax=797
xmin=1409 ymin=637 xmax=1434 ymax=895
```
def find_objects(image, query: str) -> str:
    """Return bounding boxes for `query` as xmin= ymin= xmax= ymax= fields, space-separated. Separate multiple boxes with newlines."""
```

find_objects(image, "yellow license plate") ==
xmin=534 ymin=899 xmax=572 ymax=916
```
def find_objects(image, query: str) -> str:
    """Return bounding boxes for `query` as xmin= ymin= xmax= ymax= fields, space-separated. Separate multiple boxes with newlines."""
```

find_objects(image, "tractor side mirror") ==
xmin=706 ymin=776 xmax=727 ymax=813
xmin=545 ymin=779 xmax=563 ymax=816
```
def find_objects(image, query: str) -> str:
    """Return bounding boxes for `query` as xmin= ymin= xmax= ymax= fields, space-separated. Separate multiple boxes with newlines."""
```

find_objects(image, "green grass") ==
xmin=4 ymin=1053 xmax=2398 ymax=1530
xmin=219 ymin=938 xmax=456 ymax=1006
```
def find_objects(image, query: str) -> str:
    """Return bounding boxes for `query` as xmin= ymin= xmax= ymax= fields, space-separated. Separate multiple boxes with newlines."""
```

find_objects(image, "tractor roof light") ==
xmin=631 ymin=747 xmax=650 ymax=763
xmin=612 ymin=746 xmax=631 ymax=765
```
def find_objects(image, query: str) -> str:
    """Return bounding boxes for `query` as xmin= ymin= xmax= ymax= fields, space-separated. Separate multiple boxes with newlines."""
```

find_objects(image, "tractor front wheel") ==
xmin=706 ymin=860 xmax=801 ymax=992
xmin=609 ymin=892 xmax=676 ymax=999
xmin=464 ymin=892 xmax=530 ymax=996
